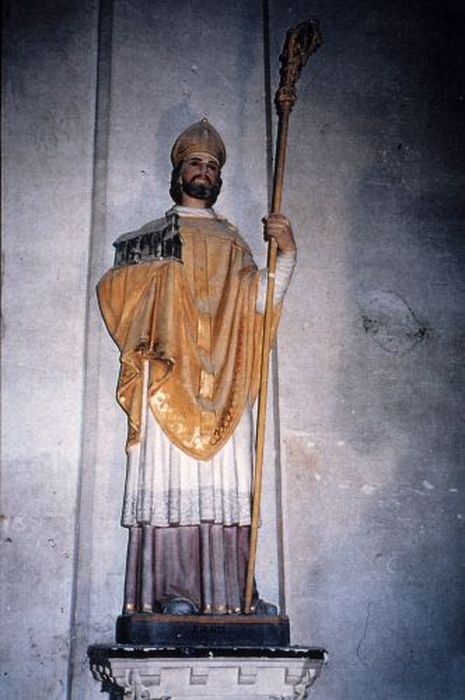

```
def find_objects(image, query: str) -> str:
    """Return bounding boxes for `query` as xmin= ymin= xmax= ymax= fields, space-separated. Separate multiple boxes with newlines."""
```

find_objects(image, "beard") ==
xmin=182 ymin=178 xmax=221 ymax=204
xmin=169 ymin=165 xmax=223 ymax=206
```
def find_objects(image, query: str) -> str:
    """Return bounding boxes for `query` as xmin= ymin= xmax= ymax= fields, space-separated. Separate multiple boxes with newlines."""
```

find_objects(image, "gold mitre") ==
xmin=171 ymin=117 xmax=226 ymax=168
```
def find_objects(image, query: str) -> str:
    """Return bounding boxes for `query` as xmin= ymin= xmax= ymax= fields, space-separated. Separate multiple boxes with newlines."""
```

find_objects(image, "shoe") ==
xmin=161 ymin=597 xmax=199 ymax=615
xmin=253 ymin=599 xmax=278 ymax=616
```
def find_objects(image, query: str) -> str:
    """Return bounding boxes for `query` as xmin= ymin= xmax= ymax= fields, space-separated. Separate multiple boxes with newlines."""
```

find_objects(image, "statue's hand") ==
xmin=262 ymin=213 xmax=296 ymax=254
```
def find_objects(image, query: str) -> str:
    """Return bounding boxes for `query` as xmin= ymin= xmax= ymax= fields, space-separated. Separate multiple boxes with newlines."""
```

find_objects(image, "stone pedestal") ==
xmin=88 ymin=645 xmax=327 ymax=700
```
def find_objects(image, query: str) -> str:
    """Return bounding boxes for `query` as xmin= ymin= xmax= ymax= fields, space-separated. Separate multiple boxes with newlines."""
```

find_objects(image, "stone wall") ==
xmin=2 ymin=0 xmax=464 ymax=698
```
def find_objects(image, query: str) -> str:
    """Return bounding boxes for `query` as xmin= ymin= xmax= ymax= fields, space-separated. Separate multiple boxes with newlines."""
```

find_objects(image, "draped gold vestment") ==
xmin=97 ymin=216 xmax=280 ymax=461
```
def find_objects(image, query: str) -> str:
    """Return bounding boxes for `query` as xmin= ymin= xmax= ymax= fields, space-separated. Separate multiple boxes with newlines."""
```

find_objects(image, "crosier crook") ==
xmin=244 ymin=19 xmax=323 ymax=613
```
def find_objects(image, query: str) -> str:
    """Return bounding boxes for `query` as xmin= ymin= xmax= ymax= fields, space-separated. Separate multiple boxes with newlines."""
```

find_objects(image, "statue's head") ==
xmin=170 ymin=118 xmax=226 ymax=206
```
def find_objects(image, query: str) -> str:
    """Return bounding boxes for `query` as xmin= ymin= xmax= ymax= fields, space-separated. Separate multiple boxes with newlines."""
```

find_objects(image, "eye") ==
xmin=207 ymin=163 xmax=219 ymax=172
xmin=189 ymin=158 xmax=201 ymax=167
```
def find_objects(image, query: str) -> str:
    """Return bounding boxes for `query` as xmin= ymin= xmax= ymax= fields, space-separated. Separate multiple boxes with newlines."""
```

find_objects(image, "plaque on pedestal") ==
xmin=116 ymin=613 xmax=290 ymax=647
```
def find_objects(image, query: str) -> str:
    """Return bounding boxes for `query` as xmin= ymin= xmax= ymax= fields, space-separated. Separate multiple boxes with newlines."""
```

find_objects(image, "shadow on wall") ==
xmin=277 ymin=0 xmax=465 ymax=698
xmin=323 ymin=0 xmax=465 ymax=692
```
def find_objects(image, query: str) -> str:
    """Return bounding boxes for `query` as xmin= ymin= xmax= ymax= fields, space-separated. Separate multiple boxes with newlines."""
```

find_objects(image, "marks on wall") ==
xmin=358 ymin=289 xmax=428 ymax=355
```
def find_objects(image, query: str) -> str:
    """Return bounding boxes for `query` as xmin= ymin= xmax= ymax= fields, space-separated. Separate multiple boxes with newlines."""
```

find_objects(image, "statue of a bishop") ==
xmin=97 ymin=118 xmax=296 ymax=616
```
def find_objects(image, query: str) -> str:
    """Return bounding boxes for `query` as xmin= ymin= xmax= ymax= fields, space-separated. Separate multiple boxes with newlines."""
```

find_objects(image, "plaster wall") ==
xmin=2 ymin=1 xmax=464 ymax=699
xmin=1 ymin=1 xmax=99 ymax=697
xmin=269 ymin=1 xmax=465 ymax=698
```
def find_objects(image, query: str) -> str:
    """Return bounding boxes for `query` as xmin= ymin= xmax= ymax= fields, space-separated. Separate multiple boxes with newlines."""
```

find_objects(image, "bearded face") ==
xmin=169 ymin=155 xmax=223 ymax=206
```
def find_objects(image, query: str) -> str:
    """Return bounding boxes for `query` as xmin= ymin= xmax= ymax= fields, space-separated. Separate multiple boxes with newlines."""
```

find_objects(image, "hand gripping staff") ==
xmin=244 ymin=19 xmax=323 ymax=614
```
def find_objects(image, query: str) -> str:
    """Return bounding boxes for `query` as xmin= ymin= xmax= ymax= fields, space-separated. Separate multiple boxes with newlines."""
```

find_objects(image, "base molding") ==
xmin=88 ymin=644 xmax=328 ymax=700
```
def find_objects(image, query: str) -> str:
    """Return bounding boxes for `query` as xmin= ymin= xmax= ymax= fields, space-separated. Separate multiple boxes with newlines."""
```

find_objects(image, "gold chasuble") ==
xmin=97 ymin=216 xmax=280 ymax=461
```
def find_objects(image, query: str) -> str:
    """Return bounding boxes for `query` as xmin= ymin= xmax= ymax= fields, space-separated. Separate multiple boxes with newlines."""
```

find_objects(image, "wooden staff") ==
xmin=244 ymin=19 xmax=322 ymax=613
